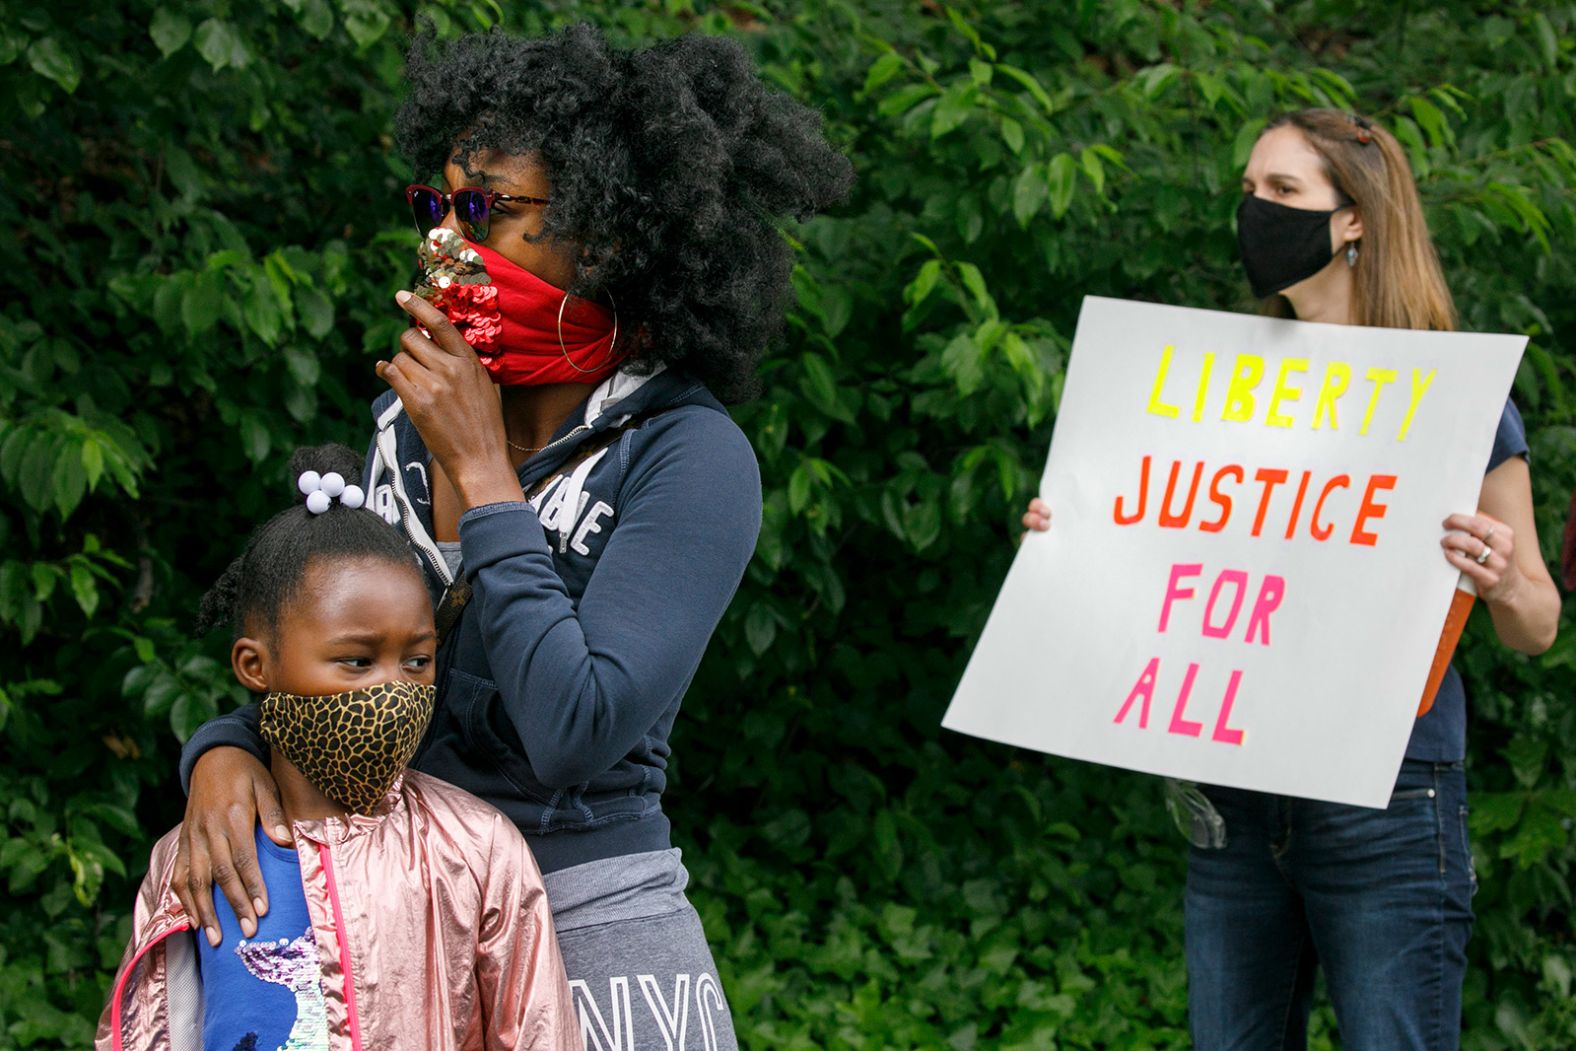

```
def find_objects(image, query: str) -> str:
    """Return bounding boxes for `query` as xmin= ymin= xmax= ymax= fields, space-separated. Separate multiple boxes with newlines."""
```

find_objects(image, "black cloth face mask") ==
xmin=1236 ymin=194 xmax=1348 ymax=299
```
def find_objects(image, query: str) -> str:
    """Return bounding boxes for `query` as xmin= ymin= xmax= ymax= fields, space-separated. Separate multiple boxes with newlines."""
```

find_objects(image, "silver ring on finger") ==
xmin=1481 ymin=524 xmax=1496 ymax=547
xmin=1474 ymin=543 xmax=1491 ymax=565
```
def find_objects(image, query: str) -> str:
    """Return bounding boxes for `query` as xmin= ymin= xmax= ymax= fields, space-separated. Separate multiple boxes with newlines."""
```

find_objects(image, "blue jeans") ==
xmin=1185 ymin=761 xmax=1476 ymax=1051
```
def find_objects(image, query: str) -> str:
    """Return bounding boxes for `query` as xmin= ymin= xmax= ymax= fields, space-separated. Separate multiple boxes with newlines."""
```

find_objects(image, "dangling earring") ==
xmin=1346 ymin=242 xmax=1359 ymax=268
xmin=556 ymin=289 xmax=620 ymax=374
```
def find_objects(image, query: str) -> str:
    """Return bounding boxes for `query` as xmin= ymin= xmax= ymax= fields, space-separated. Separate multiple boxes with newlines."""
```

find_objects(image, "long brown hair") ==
xmin=1259 ymin=109 xmax=1457 ymax=332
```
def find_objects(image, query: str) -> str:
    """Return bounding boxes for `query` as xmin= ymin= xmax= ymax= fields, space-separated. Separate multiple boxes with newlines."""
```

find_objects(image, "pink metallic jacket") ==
xmin=97 ymin=771 xmax=583 ymax=1051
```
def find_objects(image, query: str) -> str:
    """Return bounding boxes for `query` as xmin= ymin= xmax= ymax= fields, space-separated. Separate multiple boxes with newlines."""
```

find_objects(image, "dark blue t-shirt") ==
xmin=1406 ymin=399 xmax=1529 ymax=762
xmin=194 ymin=826 xmax=328 ymax=1051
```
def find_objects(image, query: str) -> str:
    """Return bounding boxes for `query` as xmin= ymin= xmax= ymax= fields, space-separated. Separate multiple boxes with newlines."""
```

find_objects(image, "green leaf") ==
xmin=68 ymin=564 xmax=97 ymax=618
xmin=863 ymin=52 xmax=904 ymax=94
xmin=1135 ymin=61 xmax=1180 ymax=98
xmin=283 ymin=347 xmax=321 ymax=387
xmin=19 ymin=433 xmax=59 ymax=512
xmin=1079 ymin=147 xmax=1105 ymax=196
xmin=931 ymin=82 xmax=975 ymax=140
xmin=954 ymin=262 xmax=995 ymax=316
xmin=181 ymin=275 xmax=223 ymax=336
xmin=906 ymin=259 xmax=942 ymax=306
xmin=32 ymin=563 xmax=58 ymax=603
xmin=284 ymin=384 xmax=316 ymax=423
xmin=297 ymin=286 xmax=335 ymax=339
xmin=204 ymin=249 xmax=248 ymax=273
xmin=1047 ymin=153 xmax=1077 ymax=218
xmin=239 ymin=414 xmax=271 ymax=463
xmin=787 ymin=462 xmax=813 ymax=515
xmin=0 ymin=29 xmax=25 ymax=66
xmin=149 ymin=9 xmax=192 ymax=57
xmin=81 ymin=804 xmax=139 ymax=838
xmin=1471 ymin=792 xmax=1525 ymax=836
xmin=164 ymin=146 xmax=206 ymax=200
xmin=179 ymin=654 xmax=222 ymax=680
xmin=0 ymin=424 xmax=28 ymax=484
xmin=1408 ymin=95 xmax=1452 ymax=147
xmin=800 ymin=353 xmax=852 ymax=423
xmin=142 ymin=674 xmax=180 ymax=718
xmin=26 ymin=37 xmax=79 ymax=94
xmin=1543 ymin=955 xmax=1573 ymax=998
xmin=1531 ymin=12 xmax=1558 ymax=69
xmin=1231 ymin=118 xmax=1268 ymax=168
xmin=122 ymin=663 xmax=157 ymax=698
xmin=51 ymin=448 xmax=86 ymax=518
xmin=0 ymin=835 xmax=34 ymax=869
xmin=1 ymin=561 xmax=29 ymax=622
xmin=1503 ymin=803 xmax=1566 ymax=868
xmin=744 ymin=604 xmax=777 ymax=656
xmin=80 ymin=440 xmax=104 ymax=490
xmin=170 ymin=690 xmax=217 ymax=743
xmin=871 ymin=810 xmax=903 ymax=881
xmin=905 ymin=500 xmax=941 ymax=551
xmin=996 ymin=63 xmax=1055 ymax=113
xmin=8 ymin=848 xmax=52 ymax=895
xmin=194 ymin=19 xmax=249 ymax=72
xmin=244 ymin=275 xmax=284 ymax=345
xmin=299 ymin=0 xmax=335 ymax=40
xmin=152 ymin=275 xmax=185 ymax=333
xmin=1000 ymin=116 xmax=1025 ymax=155
xmin=1504 ymin=734 xmax=1547 ymax=787
xmin=941 ymin=333 xmax=984 ymax=396
xmin=1196 ymin=71 xmax=1225 ymax=109
xmin=342 ymin=0 xmax=393 ymax=48
xmin=1541 ymin=789 xmax=1576 ymax=818
xmin=820 ymin=286 xmax=853 ymax=338
xmin=1013 ymin=164 xmax=1047 ymax=226
xmin=877 ymin=83 xmax=934 ymax=119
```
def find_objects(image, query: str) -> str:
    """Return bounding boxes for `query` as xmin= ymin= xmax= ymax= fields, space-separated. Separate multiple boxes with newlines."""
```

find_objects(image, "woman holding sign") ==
xmin=1025 ymin=109 xmax=1560 ymax=1049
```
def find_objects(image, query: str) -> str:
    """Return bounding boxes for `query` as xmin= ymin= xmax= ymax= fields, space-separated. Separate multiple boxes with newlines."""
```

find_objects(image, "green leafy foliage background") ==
xmin=2 ymin=1 xmax=1574 ymax=1047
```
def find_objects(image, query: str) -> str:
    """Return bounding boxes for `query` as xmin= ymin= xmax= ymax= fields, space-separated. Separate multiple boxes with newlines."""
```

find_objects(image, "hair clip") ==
xmin=297 ymin=470 xmax=366 ymax=515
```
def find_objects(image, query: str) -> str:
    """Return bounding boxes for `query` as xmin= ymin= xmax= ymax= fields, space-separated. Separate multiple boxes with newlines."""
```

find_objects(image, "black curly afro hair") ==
xmin=395 ymin=24 xmax=853 ymax=403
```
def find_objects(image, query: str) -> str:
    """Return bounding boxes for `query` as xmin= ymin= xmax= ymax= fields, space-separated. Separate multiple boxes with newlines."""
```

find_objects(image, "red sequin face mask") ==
xmin=413 ymin=227 xmax=620 ymax=386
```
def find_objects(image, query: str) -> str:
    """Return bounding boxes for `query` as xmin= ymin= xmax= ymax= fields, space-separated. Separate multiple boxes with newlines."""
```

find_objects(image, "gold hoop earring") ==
xmin=557 ymin=289 xmax=619 ymax=374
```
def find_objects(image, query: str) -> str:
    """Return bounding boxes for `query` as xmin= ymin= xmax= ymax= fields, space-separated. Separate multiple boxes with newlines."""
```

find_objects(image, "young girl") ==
xmin=1024 ymin=110 xmax=1561 ymax=1049
xmin=98 ymin=446 xmax=580 ymax=1051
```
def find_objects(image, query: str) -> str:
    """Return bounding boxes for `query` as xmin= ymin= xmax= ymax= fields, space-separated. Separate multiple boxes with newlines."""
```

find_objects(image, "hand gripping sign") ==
xmin=942 ymin=297 xmax=1525 ymax=807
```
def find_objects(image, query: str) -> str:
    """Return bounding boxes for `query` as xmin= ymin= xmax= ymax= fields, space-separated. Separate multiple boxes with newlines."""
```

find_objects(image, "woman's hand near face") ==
xmin=173 ymin=747 xmax=291 ymax=947
xmin=1021 ymin=497 xmax=1052 ymax=536
xmin=1440 ymin=456 xmax=1560 ymax=655
xmin=377 ymin=292 xmax=525 ymax=510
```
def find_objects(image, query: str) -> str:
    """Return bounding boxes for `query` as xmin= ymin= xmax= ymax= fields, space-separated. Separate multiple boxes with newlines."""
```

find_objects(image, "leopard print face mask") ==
xmin=258 ymin=681 xmax=436 ymax=815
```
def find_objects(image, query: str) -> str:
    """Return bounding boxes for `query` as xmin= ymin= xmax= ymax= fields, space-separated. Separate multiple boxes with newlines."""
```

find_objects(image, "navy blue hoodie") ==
xmin=181 ymin=368 xmax=762 ymax=873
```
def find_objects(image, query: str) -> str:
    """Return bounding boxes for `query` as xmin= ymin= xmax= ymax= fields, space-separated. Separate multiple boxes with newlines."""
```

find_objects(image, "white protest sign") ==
xmin=943 ymin=296 xmax=1526 ymax=807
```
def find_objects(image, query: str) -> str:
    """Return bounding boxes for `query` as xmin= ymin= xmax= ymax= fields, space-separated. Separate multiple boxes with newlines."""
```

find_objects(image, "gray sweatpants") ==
xmin=544 ymin=849 xmax=739 ymax=1051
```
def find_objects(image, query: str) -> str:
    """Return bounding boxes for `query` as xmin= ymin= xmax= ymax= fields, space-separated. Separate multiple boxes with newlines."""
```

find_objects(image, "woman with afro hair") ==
xmin=175 ymin=23 xmax=851 ymax=1048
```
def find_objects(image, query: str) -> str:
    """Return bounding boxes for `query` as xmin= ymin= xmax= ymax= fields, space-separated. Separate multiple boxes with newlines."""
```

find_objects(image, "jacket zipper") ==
xmin=318 ymin=842 xmax=365 ymax=1051
xmin=111 ymin=920 xmax=191 ymax=1051
xmin=531 ymin=422 xmax=593 ymax=464
xmin=518 ymin=422 xmax=596 ymax=505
